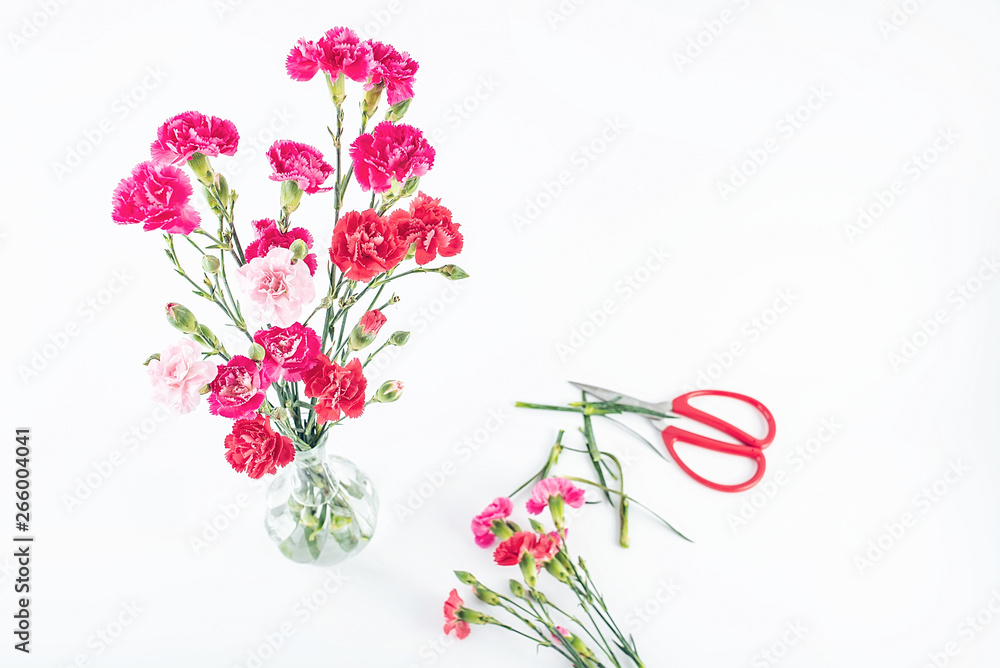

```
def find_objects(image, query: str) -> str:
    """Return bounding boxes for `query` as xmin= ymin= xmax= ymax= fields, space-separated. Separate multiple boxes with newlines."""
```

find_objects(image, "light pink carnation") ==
xmin=316 ymin=27 xmax=373 ymax=82
xmin=146 ymin=338 xmax=217 ymax=414
xmin=365 ymin=40 xmax=418 ymax=105
xmin=235 ymin=247 xmax=316 ymax=327
xmin=150 ymin=111 xmax=239 ymax=165
xmin=112 ymin=161 xmax=201 ymax=235
xmin=349 ymin=121 xmax=435 ymax=193
xmin=471 ymin=497 xmax=513 ymax=548
xmin=286 ymin=38 xmax=320 ymax=81
xmin=266 ymin=140 xmax=333 ymax=194
xmin=526 ymin=477 xmax=586 ymax=515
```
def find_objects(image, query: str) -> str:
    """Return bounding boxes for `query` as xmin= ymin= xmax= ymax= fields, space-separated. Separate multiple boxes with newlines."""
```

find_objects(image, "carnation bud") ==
xmin=348 ymin=326 xmax=377 ymax=351
xmin=204 ymin=185 xmax=225 ymax=216
xmin=187 ymin=152 xmax=214 ymax=186
xmin=215 ymin=173 xmax=231 ymax=209
xmin=473 ymin=584 xmax=500 ymax=606
xmin=389 ymin=330 xmax=410 ymax=346
xmin=529 ymin=518 xmax=546 ymax=533
xmin=519 ymin=553 xmax=537 ymax=588
xmin=201 ymin=255 xmax=221 ymax=274
xmin=508 ymin=579 xmax=526 ymax=599
xmin=401 ymin=176 xmax=420 ymax=197
xmin=248 ymin=343 xmax=266 ymax=361
xmin=165 ymin=303 xmax=199 ymax=334
xmin=386 ymin=98 xmax=411 ymax=122
xmin=290 ymin=239 xmax=309 ymax=260
xmin=454 ymin=571 xmax=479 ymax=586
xmin=455 ymin=609 xmax=493 ymax=626
xmin=374 ymin=380 xmax=404 ymax=403
xmin=544 ymin=557 xmax=571 ymax=584
xmin=404 ymin=241 xmax=417 ymax=261
xmin=280 ymin=179 xmax=304 ymax=215
xmin=436 ymin=264 xmax=469 ymax=280
xmin=142 ymin=353 xmax=160 ymax=366
xmin=199 ymin=384 xmax=211 ymax=395
xmin=198 ymin=324 xmax=221 ymax=351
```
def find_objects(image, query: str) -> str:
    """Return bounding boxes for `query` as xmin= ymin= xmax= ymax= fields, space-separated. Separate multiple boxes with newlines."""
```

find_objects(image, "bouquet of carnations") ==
xmin=446 ymin=477 xmax=648 ymax=667
xmin=110 ymin=27 xmax=466 ymax=564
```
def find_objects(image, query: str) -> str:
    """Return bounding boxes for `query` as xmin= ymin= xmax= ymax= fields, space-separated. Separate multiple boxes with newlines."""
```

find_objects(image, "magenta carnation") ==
xmin=286 ymin=37 xmax=320 ymax=81
xmin=349 ymin=122 xmax=435 ymax=193
xmin=112 ymin=161 xmax=201 ymax=235
xmin=365 ymin=40 xmax=418 ymax=105
xmin=315 ymin=27 xmax=373 ymax=82
xmin=253 ymin=323 xmax=321 ymax=383
xmin=150 ymin=111 xmax=239 ymax=165
xmin=208 ymin=356 xmax=266 ymax=420
xmin=244 ymin=219 xmax=318 ymax=276
xmin=471 ymin=497 xmax=513 ymax=548
xmin=266 ymin=140 xmax=333 ymax=194
xmin=526 ymin=477 xmax=586 ymax=515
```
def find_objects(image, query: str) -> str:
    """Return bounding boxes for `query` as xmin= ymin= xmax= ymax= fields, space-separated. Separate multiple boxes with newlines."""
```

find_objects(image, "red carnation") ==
xmin=390 ymin=192 xmax=463 ymax=266
xmin=224 ymin=415 xmax=295 ymax=479
xmin=330 ymin=209 xmax=406 ymax=282
xmin=302 ymin=354 xmax=367 ymax=425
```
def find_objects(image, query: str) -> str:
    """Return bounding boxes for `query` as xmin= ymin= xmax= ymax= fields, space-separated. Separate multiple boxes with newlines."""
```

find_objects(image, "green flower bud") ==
xmin=204 ymin=185 xmax=225 ymax=216
xmin=290 ymin=239 xmax=308 ymax=260
xmin=198 ymin=384 xmax=211 ymax=395
xmin=389 ymin=330 xmax=410 ymax=346
xmin=509 ymin=579 xmax=526 ymax=599
xmin=519 ymin=553 xmax=537 ymax=588
xmin=165 ymin=303 xmax=199 ymax=334
xmin=386 ymin=98 xmax=411 ymax=122
xmin=400 ymin=176 xmax=420 ymax=197
xmin=473 ymin=584 xmax=500 ymax=606
xmin=215 ymin=173 xmax=231 ymax=209
xmin=202 ymin=255 xmax=221 ymax=274
xmin=436 ymin=264 xmax=469 ymax=280
xmin=187 ymin=152 xmax=214 ymax=186
xmin=529 ymin=518 xmax=546 ymax=534
xmin=374 ymin=380 xmax=404 ymax=403
xmin=454 ymin=571 xmax=479 ymax=586
xmin=198 ymin=324 xmax=221 ymax=350
xmin=455 ymin=609 xmax=492 ymax=626
xmin=544 ymin=557 xmax=571 ymax=584
xmin=280 ymin=179 xmax=303 ymax=215
xmin=348 ymin=326 xmax=377 ymax=352
xmin=248 ymin=343 xmax=266 ymax=361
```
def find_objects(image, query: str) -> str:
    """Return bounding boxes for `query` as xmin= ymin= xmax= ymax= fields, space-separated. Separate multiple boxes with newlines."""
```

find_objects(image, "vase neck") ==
xmin=296 ymin=438 xmax=329 ymax=466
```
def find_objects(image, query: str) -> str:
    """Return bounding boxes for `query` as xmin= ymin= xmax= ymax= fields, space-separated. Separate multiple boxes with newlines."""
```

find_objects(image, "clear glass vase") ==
xmin=264 ymin=434 xmax=378 ymax=566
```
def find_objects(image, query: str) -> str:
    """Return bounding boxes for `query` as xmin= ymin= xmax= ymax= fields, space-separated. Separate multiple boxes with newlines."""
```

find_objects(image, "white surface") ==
xmin=3 ymin=1 xmax=1000 ymax=666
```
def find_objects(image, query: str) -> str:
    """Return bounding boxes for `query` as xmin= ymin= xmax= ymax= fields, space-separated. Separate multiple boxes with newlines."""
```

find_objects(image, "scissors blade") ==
xmin=568 ymin=381 xmax=668 ymax=417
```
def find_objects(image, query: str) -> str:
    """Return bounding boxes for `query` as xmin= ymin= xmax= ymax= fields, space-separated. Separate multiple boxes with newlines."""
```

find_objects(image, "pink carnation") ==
xmin=253 ymin=323 xmax=321 ymax=383
xmin=316 ymin=27 xmax=373 ymax=82
xmin=552 ymin=627 xmax=572 ymax=645
xmin=111 ymin=161 xmax=201 ymax=235
xmin=471 ymin=497 xmax=513 ymax=548
xmin=493 ymin=532 xmax=559 ymax=568
xmin=146 ymin=338 xmax=218 ymax=414
xmin=266 ymin=140 xmax=333 ymax=194
xmin=359 ymin=309 xmax=387 ymax=336
xmin=235 ymin=247 xmax=316 ymax=327
xmin=244 ymin=219 xmax=318 ymax=276
xmin=150 ymin=111 xmax=239 ymax=165
xmin=349 ymin=121 xmax=435 ymax=193
xmin=365 ymin=40 xmax=418 ymax=105
xmin=526 ymin=477 xmax=586 ymax=515
xmin=208 ymin=356 xmax=266 ymax=419
xmin=390 ymin=192 xmax=463 ymax=265
xmin=286 ymin=37 xmax=320 ymax=81
xmin=443 ymin=589 xmax=471 ymax=640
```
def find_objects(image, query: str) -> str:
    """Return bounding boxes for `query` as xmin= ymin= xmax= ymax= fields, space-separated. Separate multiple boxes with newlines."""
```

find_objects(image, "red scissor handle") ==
xmin=661 ymin=428 xmax=766 ymax=493
xmin=670 ymin=390 xmax=776 ymax=448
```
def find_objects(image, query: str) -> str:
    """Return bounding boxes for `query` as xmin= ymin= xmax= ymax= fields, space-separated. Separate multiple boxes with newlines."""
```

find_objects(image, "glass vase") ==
xmin=264 ymin=434 xmax=378 ymax=566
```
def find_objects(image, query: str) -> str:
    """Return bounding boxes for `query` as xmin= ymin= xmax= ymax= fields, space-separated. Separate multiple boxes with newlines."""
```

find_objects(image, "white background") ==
xmin=3 ymin=0 xmax=1000 ymax=666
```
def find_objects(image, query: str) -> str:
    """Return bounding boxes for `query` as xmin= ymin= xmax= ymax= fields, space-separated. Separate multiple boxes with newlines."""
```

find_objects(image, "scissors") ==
xmin=569 ymin=382 xmax=777 ymax=493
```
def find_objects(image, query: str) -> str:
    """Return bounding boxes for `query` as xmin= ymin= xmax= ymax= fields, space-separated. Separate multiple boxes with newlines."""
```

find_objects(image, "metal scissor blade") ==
xmin=568 ymin=381 xmax=665 ymax=416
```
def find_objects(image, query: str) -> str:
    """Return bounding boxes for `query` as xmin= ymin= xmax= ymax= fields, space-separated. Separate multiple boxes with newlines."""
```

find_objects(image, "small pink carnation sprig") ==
xmin=112 ymin=26 xmax=468 ymax=491
xmin=445 ymin=478 xmax=649 ymax=667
